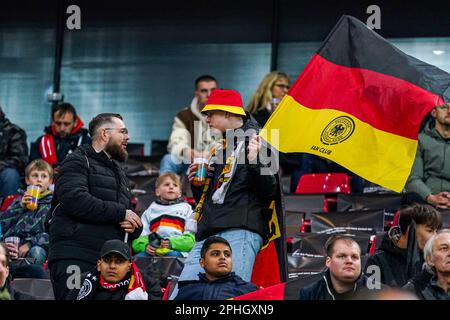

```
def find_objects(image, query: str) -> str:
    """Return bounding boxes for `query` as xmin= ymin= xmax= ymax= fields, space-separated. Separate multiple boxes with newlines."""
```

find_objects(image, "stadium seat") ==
xmin=0 ymin=194 xmax=20 ymax=212
xmin=10 ymin=278 xmax=54 ymax=300
xmin=295 ymin=173 xmax=351 ymax=213
xmin=295 ymin=173 xmax=351 ymax=195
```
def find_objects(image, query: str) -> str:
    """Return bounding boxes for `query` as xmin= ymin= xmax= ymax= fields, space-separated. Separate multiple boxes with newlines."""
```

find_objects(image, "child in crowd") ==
xmin=0 ymin=159 xmax=54 ymax=265
xmin=132 ymin=172 xmax=196 ymax=258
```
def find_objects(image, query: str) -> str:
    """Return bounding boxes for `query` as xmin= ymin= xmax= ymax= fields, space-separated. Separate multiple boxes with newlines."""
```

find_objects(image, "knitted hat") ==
xmin=201 ymin=89 xmax=246 ymax=116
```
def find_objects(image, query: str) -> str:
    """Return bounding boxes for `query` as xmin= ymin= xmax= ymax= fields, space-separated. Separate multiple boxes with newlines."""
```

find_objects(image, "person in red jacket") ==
xmin=30 ymin=102 xmax=91 ymax=171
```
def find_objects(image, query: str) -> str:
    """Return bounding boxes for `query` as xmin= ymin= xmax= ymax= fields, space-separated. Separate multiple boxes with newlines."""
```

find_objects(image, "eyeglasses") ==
xmin=274 ymin=84 xmax=290 ymax=90
xmin=104 ymin=127 xmax=129 ymax=135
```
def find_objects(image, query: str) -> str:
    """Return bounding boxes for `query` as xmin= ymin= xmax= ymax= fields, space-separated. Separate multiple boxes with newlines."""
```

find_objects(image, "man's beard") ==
xmin=105 ymin=140 xmax=128 ymax=162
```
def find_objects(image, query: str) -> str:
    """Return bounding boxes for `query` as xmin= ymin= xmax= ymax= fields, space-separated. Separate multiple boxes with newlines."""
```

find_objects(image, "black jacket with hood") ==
xmin=364 ymin=234 xmax=410 ymax=287
xmin=192 ymin=114 xmax=278 ymax=243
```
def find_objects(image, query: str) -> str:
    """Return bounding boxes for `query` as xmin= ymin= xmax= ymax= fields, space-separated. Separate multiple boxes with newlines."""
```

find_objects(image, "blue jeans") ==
xmin=169 ymin=229 xmax=263 ymax=299
xmin=27 ymin=246 xmax=48 ymax=265
xmin=159 ymin=154 xmax=189 ymax=176
xmin=0 ymin=168 xmax=21 ymax=197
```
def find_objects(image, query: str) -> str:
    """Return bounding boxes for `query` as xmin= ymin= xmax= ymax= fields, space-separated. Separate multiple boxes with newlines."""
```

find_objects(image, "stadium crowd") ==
xmin=1 ymin=73 xmax=450 ymax=301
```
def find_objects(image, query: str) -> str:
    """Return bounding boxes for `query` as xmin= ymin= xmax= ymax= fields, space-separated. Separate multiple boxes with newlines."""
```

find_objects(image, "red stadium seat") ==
xmin=0 ymin=194 xmax=21 ymax=212
xmin=368 ymin=235 xmax=377 ymax=256
xmin=295 ymin=173 xmax=351 ymax=194
xmin=295 ymin=173 xmax=351 ymax=212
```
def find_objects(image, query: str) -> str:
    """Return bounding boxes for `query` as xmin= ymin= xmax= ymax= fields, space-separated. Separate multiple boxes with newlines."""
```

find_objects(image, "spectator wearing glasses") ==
xmin=47 ymin=113 xmax=143 ymax=300
xmin=247 ymin=71 xmax=290 ymax=127
xmin=169 ymin=89 xmax=278 ymax=300
xmin=30 ymin=103 xmax=91 ymax=171
xmin=246 ymin=71 xmax=303 ymax=193
xmin=406 ymin=102 xmax=450 ymax=209
xmin=160 ymin=75 xmax=220 ymax=176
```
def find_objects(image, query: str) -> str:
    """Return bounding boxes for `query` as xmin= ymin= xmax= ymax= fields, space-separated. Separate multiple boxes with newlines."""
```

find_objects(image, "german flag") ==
xmin=234 ymin=274 xmax=323 ymax=300
xmin=261 ymin=15 xmax=450 ymax=192
xmin=250 ymin=174 xmax=287 ymax=288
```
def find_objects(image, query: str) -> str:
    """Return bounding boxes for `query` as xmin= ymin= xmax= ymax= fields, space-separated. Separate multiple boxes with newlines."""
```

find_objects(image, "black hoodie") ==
xmin=365 ymin=234 xmax=409 ymax=287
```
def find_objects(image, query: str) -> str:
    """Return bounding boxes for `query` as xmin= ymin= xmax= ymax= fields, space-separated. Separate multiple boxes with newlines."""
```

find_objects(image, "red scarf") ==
xmin=39 ymin=116 xmax=85 ymax=166
xmin=99 ymin=262 xmax=147 ymax=294
xmin=77 ymin=262 xmax=148 ymax=300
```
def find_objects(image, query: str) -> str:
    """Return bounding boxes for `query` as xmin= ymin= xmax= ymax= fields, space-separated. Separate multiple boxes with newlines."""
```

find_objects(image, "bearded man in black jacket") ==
xmin=47 ymin=113 xmax=142 ymax=300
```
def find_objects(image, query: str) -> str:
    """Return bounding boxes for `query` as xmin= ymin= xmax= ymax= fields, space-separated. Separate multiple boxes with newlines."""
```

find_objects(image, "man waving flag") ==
xmin=261 ymin=15 xmax=450 ymax=192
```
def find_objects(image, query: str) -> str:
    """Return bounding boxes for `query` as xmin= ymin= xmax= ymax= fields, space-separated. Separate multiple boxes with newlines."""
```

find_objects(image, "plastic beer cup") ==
xmin=26 ymin=185 xmax=40 ymax=211
xmin=5 ymin=236 xmax=20 ymax=259
xmin=192 ymin=158 xmax=207 ymax=186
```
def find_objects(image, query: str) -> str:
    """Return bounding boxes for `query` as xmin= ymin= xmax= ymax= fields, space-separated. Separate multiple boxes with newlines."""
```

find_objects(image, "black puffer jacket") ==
xmin=47 ymin=144 xmax=142 ymax=265
xmin=0 ymin=107 xmax=29 ymax=173
xmin=192 ymin=114 xmax=278 ymax=242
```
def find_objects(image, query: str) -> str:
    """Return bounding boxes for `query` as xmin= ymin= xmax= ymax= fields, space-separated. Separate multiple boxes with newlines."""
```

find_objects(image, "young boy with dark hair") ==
xmin=69 ymin=239 xmax=161 ymax=300
xmin=174 ymin=236 xmax=258 ymax=300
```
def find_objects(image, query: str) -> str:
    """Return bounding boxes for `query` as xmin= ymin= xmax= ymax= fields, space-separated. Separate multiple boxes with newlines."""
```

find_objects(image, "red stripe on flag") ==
xmin=233 ymin=282 xmax=286 ymax=300
xmin=251 ymin=241 xmax=281 ymax=288
xmin=289 ymin=54 xmax=444 ymax=140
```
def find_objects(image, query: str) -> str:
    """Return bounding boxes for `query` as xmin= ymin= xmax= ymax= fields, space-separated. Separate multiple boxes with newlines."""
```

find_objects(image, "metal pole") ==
xmin=51 ymin=0 xmax=66 ymax=110
xmin=270 ymin=0 xmax=281 ymax=71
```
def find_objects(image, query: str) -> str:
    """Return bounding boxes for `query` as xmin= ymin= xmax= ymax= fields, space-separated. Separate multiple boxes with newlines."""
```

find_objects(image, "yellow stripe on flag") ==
xmin=260 ymin=95 xmax=417 ymax=192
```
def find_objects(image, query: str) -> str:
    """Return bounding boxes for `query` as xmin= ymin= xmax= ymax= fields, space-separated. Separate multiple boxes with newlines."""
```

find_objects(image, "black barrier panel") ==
xmin=10 ymin=278 xmax=55 ymax=300
xmin=337 ymin=193 xmax=403 ymax=213
xmin=284 ymin=194 xmax=326 ymax=217
xmin=439 ymin=209 xmax=450 ymax=228
xmin=134 ymin=256 xmax=185 ymax=287
xmin=285 ymin=211 xmax=305 ymax=238
xmin=292 ymin=231 xmax=372 ymax=256
xmin=287 ymin=254 xmax=326 ymax=280
xmin=284 ymin=273 xmax=324 ymax=299
xmin=311 ymin=209 xmax=385 ymax=234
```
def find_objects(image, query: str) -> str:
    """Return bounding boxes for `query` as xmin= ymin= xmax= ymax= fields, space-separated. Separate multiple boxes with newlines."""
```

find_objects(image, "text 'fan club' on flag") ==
xmin=261 ymin=15 xmax=450 ymax=192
